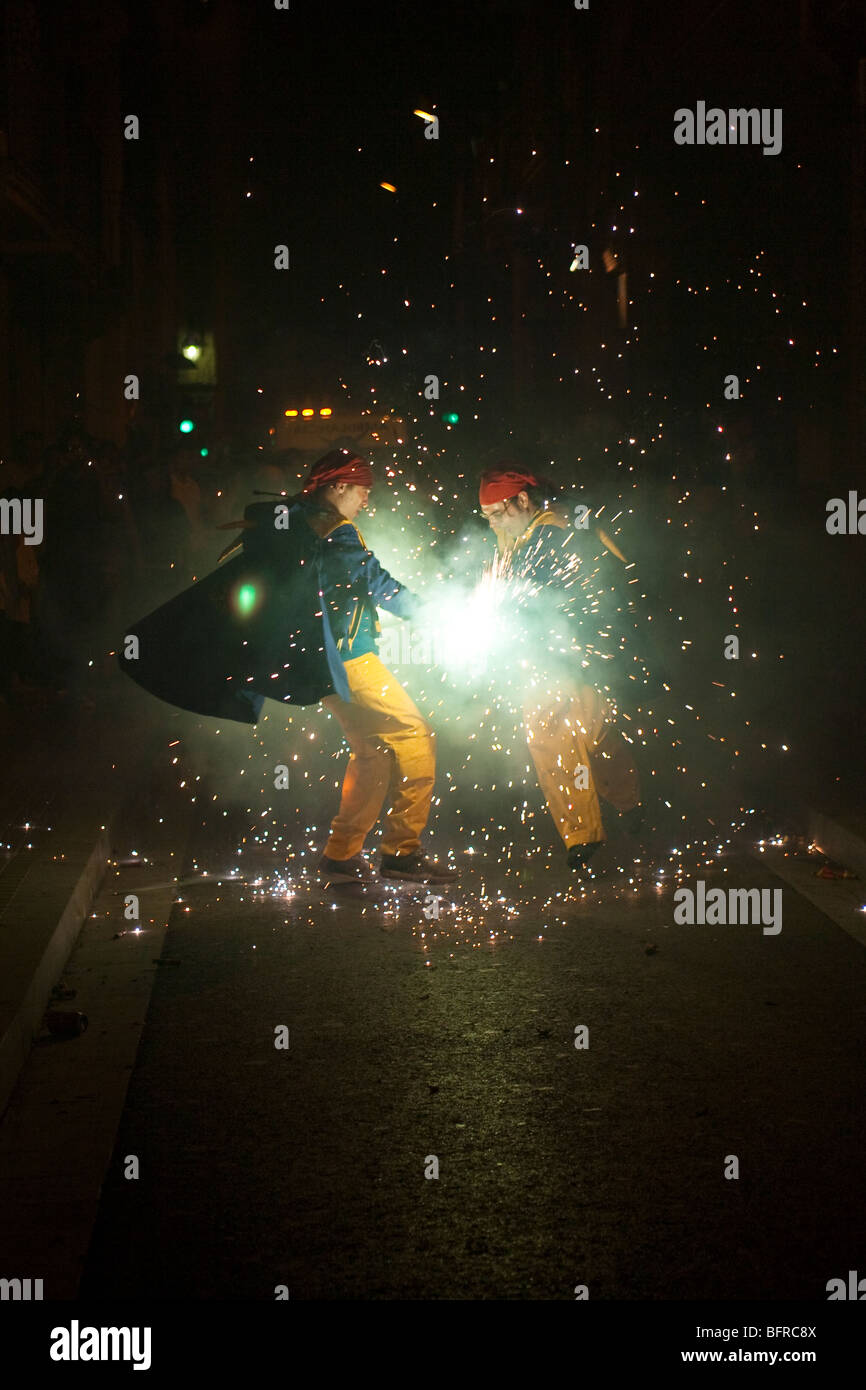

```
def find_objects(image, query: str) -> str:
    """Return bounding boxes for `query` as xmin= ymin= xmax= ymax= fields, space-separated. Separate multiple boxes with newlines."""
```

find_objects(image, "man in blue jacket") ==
xmin=297 ymin=450 xmax=456 ymax=886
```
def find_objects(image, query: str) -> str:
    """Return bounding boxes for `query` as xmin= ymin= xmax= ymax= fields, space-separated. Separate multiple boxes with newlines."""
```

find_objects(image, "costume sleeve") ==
xmin=323 ymin=521 xmax=420 ymax=620
xmin=516 ymin=526 xmax=570 ymax=590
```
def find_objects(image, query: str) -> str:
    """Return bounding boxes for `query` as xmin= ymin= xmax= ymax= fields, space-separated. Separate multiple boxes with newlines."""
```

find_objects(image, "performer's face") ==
xmin=480 ymin=492 xmax=532 ymax=538
xmin=331 ymin=482 xmax=371 ymax=521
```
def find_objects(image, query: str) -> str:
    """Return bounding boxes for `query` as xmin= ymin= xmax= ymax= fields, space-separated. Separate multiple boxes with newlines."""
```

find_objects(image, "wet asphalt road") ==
xmin=77 ymin=797 xmax=866 ymax=1302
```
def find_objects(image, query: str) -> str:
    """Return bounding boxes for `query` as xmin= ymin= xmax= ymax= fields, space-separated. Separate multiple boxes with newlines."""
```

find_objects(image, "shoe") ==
xmin=566 ymin=841 xmax=604 ymax=871
xmin=379 ymin=851 xmax=459 ymax=884
xmin=620 ymin=804 xmax=644 ymax=835
xmin=317 ymin=853 xmax=373 ymax=883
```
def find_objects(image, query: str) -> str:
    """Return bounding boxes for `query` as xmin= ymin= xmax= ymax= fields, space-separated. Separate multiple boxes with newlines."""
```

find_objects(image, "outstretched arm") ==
xmin=323 ymin=522 xmax=421 ymax=620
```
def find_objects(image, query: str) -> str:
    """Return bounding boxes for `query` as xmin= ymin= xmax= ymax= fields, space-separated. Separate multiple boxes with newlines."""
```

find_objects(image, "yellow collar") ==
xmin=500 ymin=507 xmax=567 ymax=554
xmin=324 ymin=517 xmax=366 ymax=547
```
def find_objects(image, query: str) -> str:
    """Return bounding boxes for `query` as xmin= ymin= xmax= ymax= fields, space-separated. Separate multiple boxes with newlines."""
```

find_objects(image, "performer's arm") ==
xmin=324 ymin=522 xmax=420 ymax=620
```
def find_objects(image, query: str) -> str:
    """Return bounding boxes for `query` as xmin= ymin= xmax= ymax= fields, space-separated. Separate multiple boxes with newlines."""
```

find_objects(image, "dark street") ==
xmin=76 ymin=830 xmax=866 ymax=1303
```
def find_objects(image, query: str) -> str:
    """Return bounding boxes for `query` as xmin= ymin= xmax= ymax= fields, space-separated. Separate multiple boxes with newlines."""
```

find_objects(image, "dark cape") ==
xmin=118 ymin=498 xmax=350 ymax=723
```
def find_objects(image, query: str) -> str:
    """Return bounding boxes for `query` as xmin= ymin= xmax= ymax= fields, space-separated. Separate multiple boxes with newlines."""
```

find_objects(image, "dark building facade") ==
xmin=0 ymin=0 xmax=174 ymax=456
xmin=0 ymin=0 xmax=256 ymax=465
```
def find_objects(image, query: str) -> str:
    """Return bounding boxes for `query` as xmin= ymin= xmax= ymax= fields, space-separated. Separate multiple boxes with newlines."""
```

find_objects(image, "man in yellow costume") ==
xmin=298 ymin=451 xmax=457 ymax=886
xmin=478 ymin=464 xmax=641 ymax=872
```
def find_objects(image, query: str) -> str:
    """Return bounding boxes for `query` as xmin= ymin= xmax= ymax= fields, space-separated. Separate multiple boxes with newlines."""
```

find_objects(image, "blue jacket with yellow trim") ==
xmin=296 ymin=497 xmax=420 ymax=661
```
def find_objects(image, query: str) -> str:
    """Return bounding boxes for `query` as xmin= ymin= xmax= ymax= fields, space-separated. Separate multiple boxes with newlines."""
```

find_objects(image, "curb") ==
xmin=0 ymin=823 xmax=114 ymax=1121
xmin=805 ymin=806 xmax=866 ymax=882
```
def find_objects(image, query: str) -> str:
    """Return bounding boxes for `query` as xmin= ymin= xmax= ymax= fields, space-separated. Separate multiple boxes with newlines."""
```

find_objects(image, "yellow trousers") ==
xmin=322 ymin=652 xmax=436 ymax=859
xmin=523 ymin=679 xmax=639 ymax=848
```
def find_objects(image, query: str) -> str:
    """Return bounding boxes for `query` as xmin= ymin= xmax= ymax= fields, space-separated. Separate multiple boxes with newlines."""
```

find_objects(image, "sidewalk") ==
xmin=0 ymin=672 xmax=162 ymax=1119
xmin=756 ymin=698 xmax=866 ymax=881
xmin=804 ymin=800 xmax=866 ymax=883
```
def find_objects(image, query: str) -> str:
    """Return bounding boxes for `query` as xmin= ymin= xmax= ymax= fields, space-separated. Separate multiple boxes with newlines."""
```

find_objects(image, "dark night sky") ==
xmin=141 ymin=0 xmax=858 ymax=461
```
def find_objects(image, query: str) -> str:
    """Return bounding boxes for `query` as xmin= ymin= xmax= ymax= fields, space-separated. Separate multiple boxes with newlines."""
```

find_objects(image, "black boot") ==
xmin=317 ymin=853 xmax=373 ymax=884
xmin=567 ymin=841 xmax=603 ymax=870
xmin=380 ymin=851 xmax=458 ymax=884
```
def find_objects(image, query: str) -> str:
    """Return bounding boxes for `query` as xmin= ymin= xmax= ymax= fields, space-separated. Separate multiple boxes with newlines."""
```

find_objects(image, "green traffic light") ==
xmin=179 ymin=418 xmax=195 ymax=434
xmin=235 ymin=584 xmax=258 ymax=616
xmin=442 ymin=411 xmax=459 ymax=425
xmin=200 ymin=447 xmax=209 ymax=457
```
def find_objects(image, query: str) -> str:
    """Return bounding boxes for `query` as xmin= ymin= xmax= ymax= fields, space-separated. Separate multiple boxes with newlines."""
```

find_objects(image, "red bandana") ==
xmin=301 ymin=450 xmax=373 ymax=495
xmin=479 ymin=466 xmax=540 ymax=506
